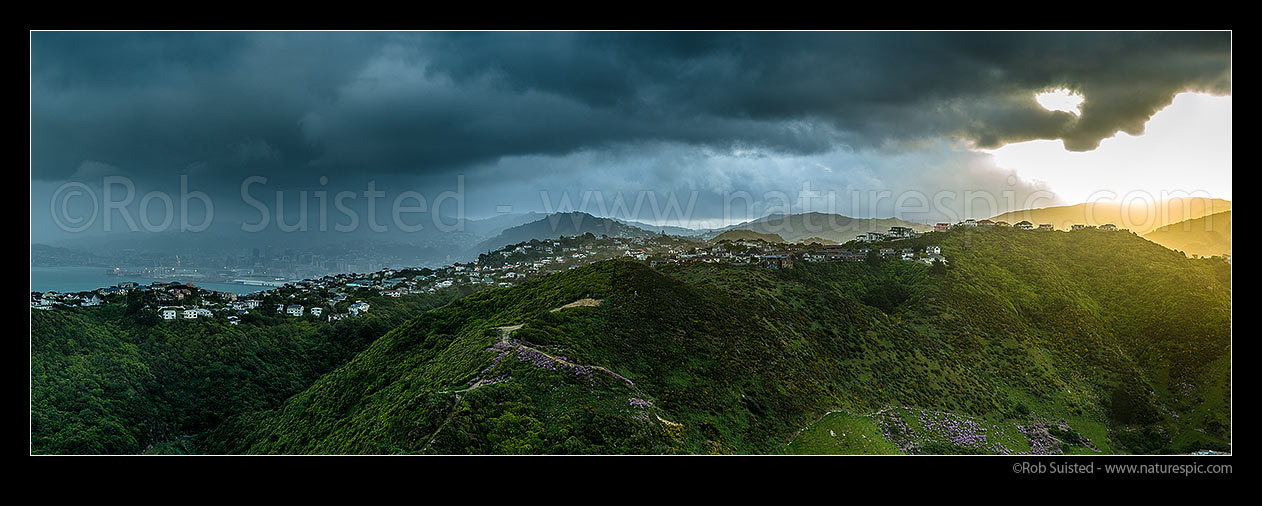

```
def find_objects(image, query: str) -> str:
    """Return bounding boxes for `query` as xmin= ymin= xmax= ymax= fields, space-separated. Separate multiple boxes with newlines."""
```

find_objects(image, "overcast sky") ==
xmin=30 ymin=31 xmax=1231 ymax=240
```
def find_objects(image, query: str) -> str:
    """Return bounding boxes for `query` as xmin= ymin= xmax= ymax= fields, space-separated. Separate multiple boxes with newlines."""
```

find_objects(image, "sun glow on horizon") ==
xmin=985 ymin=92 xmax=1231 ymax=205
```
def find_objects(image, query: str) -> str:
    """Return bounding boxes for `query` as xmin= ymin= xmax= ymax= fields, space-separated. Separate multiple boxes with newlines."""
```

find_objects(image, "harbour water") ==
xmin=30 ymin=266 xmax=270 ymax=295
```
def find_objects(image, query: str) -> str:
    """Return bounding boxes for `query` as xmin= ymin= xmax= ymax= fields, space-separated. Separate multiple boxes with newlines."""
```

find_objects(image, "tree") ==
xmin=865 ymin=249 xmax=882 ymax=266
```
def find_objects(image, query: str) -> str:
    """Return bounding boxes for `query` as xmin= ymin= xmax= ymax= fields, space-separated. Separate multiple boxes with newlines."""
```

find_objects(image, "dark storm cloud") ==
xmin=31 ymin=31 xmax=1230 ymax=184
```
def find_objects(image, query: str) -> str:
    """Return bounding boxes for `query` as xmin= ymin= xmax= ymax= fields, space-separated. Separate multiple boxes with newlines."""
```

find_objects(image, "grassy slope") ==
xmin=208 ymin=228 xmax=1230 ymax=454
xmin=1142 ymin=210 xmax=1231 ymax=258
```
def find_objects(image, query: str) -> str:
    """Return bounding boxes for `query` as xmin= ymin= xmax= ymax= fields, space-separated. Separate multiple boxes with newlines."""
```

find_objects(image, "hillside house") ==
xmin=1100 ymin=223 xmax=1118 ymax=231
xmin=920 ymin=254 xmax=948 ymax=266
xmin=758 ymin=255 xmax=793 ymax=269
xmin=888 ymin=226 xmax=915 ymax=238
xmin=1037 ymin=224 xmax=1054 ymax=231
xmin=287 ymin=304 xmax=304 ymax=316
xmin=934 ymin=222 xmax=950 ymax=232
xmin=309 ymin=307 xmax=323 ymax=317
xmin=1015 ymin=221 xmax=1034 ymax=230
xmin=925 ymin=245 xmax=941 ymax=255
xmin=160 ymin=307 xmax=181 ymax=321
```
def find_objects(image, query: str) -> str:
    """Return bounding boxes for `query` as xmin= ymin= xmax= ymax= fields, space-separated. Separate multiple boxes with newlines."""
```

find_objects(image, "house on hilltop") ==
xmin=888 ymin=226 xmax=915 ymax=238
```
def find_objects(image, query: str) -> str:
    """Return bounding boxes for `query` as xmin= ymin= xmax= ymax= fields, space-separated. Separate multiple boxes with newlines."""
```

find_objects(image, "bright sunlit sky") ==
xmin=985 ymin=92 xmax=1232 ymax=204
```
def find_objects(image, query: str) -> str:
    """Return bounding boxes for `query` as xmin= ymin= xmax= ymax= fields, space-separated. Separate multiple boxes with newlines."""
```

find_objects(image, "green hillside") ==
xmin=206 ymin=227 xmax=1230 ymax=455
xmin=1143 ymin=211 xmax=1231 ymax=258
xmin=709 ymin=229 xmax=785 ymax=243
xmin=990 ymin=198 xmax=1230 ymax=235
xmin=31 ymin=291 xmax=458 ymax=454
xmin=709 ymin=213 xmax=931 ymax=244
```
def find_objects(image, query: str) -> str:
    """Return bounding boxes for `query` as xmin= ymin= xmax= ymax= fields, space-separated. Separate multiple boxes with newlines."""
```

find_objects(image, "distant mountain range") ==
xmin=610 ymin=218 xmax=707 ymax=237
xmin=469 ymin=212 xmax=660 ymax=255
xmin=704 ymin=212 xmax=932 ymax=243
xmin=1142 ymin=210 xmax=1231 ymax=258
xmin=989 ymin=197 xmax=1230 ymax=235
xmin=474 ymin=211 xmax=935 ymax=252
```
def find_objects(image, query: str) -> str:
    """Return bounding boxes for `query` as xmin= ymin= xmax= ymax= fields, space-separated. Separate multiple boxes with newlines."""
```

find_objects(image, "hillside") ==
xmin=31 ymin=290 xmax=459 ymax=454
xmin=989 ymin=198 xmax=1230 ymax=235
xmin=612 ymin=218 xmax=708 ymax=237
xmin=706 ymin=213 xmax=931 ymax=244
xmin=709 ymin=229 xmax=785 ymax=243
xmin=207 ymin=228 xmax=1230 ymax=455
xmin=1142 ymin=211 xmax=1231 ymax=258
xmin=470 ymin=212 xmax=658 ymax=256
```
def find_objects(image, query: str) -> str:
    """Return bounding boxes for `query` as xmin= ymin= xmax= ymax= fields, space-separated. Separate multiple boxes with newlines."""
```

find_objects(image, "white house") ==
xmin=920 ymin=254 xmax=948 ymax=266
xmin=925 ymin=245 xmax=941 ymax=255
xmin=182 ymin=309 xmax=200 ymax=319
xmin=309 ymin=307 xmax=323 ymax=317
xmin=888 ymin=226 xmax=915 ymax=238
xmin=161 ymin=307 xmax=181 ymax=320
xmin=286 ymin=304 xmax=304 ymax=316
xmin=1100 ymin=223 xmax=1118 ymax=231
xmin=349 ymin=301 xmax=370 ymax=316
xmin=1015 ymin=221 xmax=1034 ymax=230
